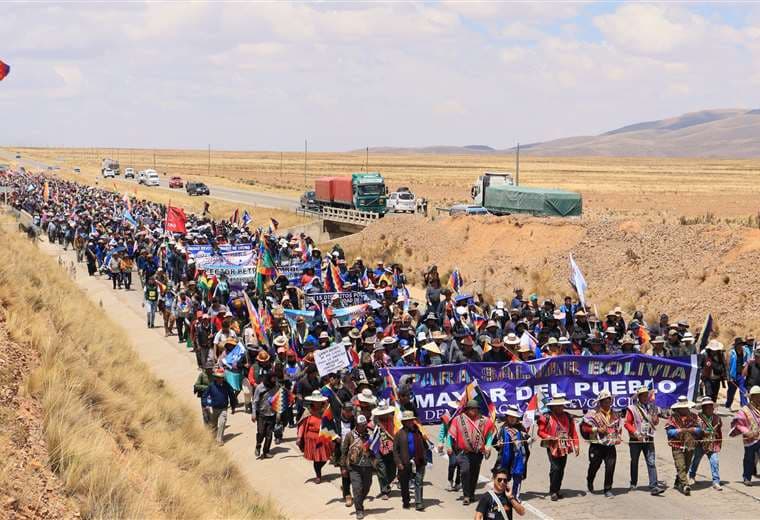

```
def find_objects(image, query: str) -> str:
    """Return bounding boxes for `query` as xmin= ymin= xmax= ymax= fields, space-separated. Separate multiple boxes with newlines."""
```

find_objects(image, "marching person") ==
xmin=341 ymin=414 xmax=376 ymax=520
xmin=371 ymin=404 xmax=398 ymax=500
xmin=537 ymin=392 xmax=579 ymax=501
xmin=438 ymin=407 xmax=461 ymax=492
xmin=665 ymin=396 xmax=702 ymax=495
xmin=251 ymin=372 xmax=278 ymax=459
xmin=689 ymin=396 xmax=723 ymax=490
xmin=581 ymin=390 xmax=622 ymax=497
xmin=726 ymin=337 xmax=751 ymax=410
xmin=624 ymin=386 xmax=665 ymax=495
xmin=393 ymin=410 xmax=428 ymax=511
xmin=297 ymin=390 xmax=334 ymax=484
xmin=475 ymin=467 xmax=526 ymax=520
xmin=447 ymin=399 xmax=495 ymax=505
xmin=201 ymin=367 xmax=236 ymax=445
xmin=493 ymin=405 xmax=530 ymax=501
xmin=730 ymin=385 xmax=760 ymax=485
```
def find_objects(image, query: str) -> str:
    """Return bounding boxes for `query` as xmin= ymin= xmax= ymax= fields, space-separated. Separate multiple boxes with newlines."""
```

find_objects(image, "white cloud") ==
xmin=433 ymin=99 xmax=468 ymax=116
xmin=501 ymin=21 xmax=546 ymax=41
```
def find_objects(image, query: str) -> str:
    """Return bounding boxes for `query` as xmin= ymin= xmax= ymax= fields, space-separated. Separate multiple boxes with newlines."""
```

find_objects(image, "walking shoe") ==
xmin=650 ymin=486 xmax=665 ymax=496
xmin=687 ymin=476 xmax=695 ymax=486
xmin=550 ymin=493 xmax=559 ymax=502
xmin=448 ymin=480 xmax=456 ymax=491
xmin=587 ymin=480 xmax=594 ymax=493
xmin=556 ymin=493 xmax=565 ymax=499
xmin=255 ymin=446 xmax=261 ymax=458
xmin=381 ymin=493 xmax=389 ymax=501
xmin=742 ymin=479 xmax=751 ymax=486
xmin=462 ymin=497 xmax=470 ymax=506
xmin=244 ymin=403 xmax=252 ymax=414
xmin=604 ymin=491 xmax=613 ymax=498
xmin=356 ymin=511 xmax=364 ymax=520
xmin=712 ymin=483 xmax=723 ymax=491
xmin=628 ymin=484 xmax=636 ymax=491
xmin=402 ymin=503 xmax=411 ymax=509
xmin=344 ymin=496 xmax=353 ymax=508
xmin=415 ymin=504 xmax=424 ymax=511
xmin=683 ymin=486 xmax=691 ymax=496
xmin=657 ymin=480 xmax=667 ymax=488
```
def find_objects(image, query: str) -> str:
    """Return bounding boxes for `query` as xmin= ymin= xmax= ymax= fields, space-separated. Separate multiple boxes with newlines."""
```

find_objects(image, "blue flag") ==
xmin=242 ymin=210 xmax=252 ymax=227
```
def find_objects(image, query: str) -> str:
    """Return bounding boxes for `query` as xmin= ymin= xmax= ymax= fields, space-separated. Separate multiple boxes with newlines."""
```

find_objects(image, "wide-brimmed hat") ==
xmin=305 ymin=390 xmax=328 ymax=403
xmin=596 ymin=389 xmax=612 ymax=402
xmin=671 ymin=395 xmax=695 ymax=410
xmin=552 ymin=310 xmax=565 ymax=321
xmin=504 ymin=333 xmax=520 ymax=346
xmin=431 ymin=330 xmax=447 ymax=341
xmin=505 ymin=405 xmax=523 ymax=419
xmin=636 ymin=386 xmax=651 ymax=395
xmin=517 ymin=343 xmax=532 ymax=353
xmin=621 ymin=334 xmax=636 ymax=346
xmin=465 ymin=399 xmax=480 ymax=409
xmin=547 ymin=392 xmax=569 ymax=407
xmin=604 ymin=327 xmax=617 ymax=334
xmin=256 ymin=351 xmax=271 ymax=363
xmin=546 ymin=337 xmax=559 ymax=347
xmin=319 ymin=331 xmax=330 ymax=340
xmin=558 ymin=336 xmax=571 ymax=345
xmin=575 ymin=309 xmax=587 ymax=317
xmin=422 ymin=341 xmax=442 ymax=355
xmin=357 ymin=389 xmax=378 ymax=405
xmin=749 ymin=385 xmax=760 ymax=396
xmin=372 ymin=344 xmax=386 ymax=353
xmin=381 ymin=336 xmax=397 ymax=345
xmin=400 ymin=410 xmax=416 ymax=422
xmin=706 ymin=340 xmax=724 ymax=351
xmin=273 ymin=335 xmax=288 ymax=347
xmin=348 ymin=328 xmax=362 ymax=339
xmin=698 ymin=396 xmax=714 ymax=407
xmin=682 ymin=332 xmax=695 ymax=343
xmin=372 ymin=404 xmax=395 ymax=417
xmin=486 ymin=320 xmax=498 ymax=329
xmin=651 ymin=336 xmax=665 ymax=344
xmin=402 ymin=345 xmax=417 ymax=358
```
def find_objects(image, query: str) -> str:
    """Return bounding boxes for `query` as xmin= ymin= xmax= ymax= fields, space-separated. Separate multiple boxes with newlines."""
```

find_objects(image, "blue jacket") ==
xmin=497 ymin=426 xmax=529 ymax=478
xmin=729 ymin=346 xmax=752 ymax=379
xmin=202 ymin=380 xmax=235 ymax=409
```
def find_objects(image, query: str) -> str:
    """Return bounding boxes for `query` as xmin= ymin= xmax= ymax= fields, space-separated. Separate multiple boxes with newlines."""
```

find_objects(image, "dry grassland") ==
xmin=0 ymin=216 xmax=280 ymax=519
xmin=7 ymin=146 xmax=760 ymax=218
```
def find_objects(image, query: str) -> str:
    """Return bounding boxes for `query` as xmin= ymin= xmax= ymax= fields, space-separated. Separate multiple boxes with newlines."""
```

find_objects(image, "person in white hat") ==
xmin=689 ymin=396 xmax=723 ymax=490
xmin=537 ymin=392 xmax=579 ymax=501
xmin=355 ymin=388 xmax=378 ymax=421
xmin=372 ymin=404 xmax=399 ymax=500
xmin=297 ymin=390 xmax=333 ymax=483
xmin=581 ymin=390 xmax=622 ymax=497
xmin=446 ymin=399 xmax=496 ymax=505
xmin=493 ymin=405 xmax=530 ymax=501
xmin=624 ymin=385 xmax=665 ymax=495
xmin=665 ymin=396 xmax=700 ymax=495
xmin=729 ymin=385 xmax=760 ymax=485
xmin=340 ymin=413 xmax=376 ymax=520
xmin=700 ymin=340 xmax=728 ymax=403
xmin=393 ymin=410 xmax=428 ymax=511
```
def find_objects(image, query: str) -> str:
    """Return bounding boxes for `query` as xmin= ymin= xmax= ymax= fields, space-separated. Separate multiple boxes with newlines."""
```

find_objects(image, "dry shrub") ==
xmin=0 ymin=218 xmax=279 ymax=520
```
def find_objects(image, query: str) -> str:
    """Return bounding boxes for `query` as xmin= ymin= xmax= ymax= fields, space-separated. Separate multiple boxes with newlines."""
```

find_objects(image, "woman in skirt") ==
xmin=297 ymin=390 xmax=334 ymax=483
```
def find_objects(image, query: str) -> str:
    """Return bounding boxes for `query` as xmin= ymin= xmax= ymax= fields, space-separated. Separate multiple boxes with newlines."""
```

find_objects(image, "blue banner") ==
xmin=277 ymin=259 xmax=322 ymax=286
xmin=385 ymin=354 xmax=698 ymax=424
xmin=187 ymin=244 xmax=256 ymax=281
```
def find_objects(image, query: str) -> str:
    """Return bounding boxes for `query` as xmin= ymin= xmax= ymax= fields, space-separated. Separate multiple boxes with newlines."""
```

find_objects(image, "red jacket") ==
xmin=538 ymin=412 xmax=579 ymax=457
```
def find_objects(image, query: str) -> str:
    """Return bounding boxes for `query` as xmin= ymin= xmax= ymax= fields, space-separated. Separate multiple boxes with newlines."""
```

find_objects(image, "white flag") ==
xmin=569 ymin=253 xmax=588 ymax=307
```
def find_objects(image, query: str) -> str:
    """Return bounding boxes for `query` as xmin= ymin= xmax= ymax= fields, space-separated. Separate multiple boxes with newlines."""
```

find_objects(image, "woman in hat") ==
xmin=665 ymin=396 xmax=702 ymax=495
xmin=580 ymin=390 xmax=622 ymax=497
xmin=493 ymin=405 xmax=530 ymax=501
xmin=729 ymin=385 xmax=760 ymax=485
xmin=689 ymin=396 xmax=723 ymax=490
xmin=537 ymin=393 xmax=579 ymax=501
xmin=297 ymin=390 xmax=334 ymax=484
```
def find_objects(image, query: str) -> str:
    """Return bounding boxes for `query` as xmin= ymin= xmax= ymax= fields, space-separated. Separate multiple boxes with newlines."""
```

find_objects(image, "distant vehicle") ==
xmin=124 ymin=167 xmax=135 ymax=179
xmin=15 ymin=153 xmax=20 ymax=159
xmin=449 ymin=204 xmax=490 ymax=216
xmin=186 ymin=181 xmax=210 ymax=196
xmin=73 ymin=167 xmax=81 ymax=173
xmin=137 ymin=170 xmax=147 ymax=183
xmin=168 ymin=176 xmax=184 ymax=188
xmin=471 ymin=171 xmax=582 ymax=217
xmin=396 ymin=186 xmax=412 ymax=193
xmin=313 ymin=172 xmax=387 ymax=215
xmin=144 ymin=169 xmax=160 ymax=186
xmin=101 ymin=157 xmax=120 ymax=177
xmin=47 ymin=166 xmax=53 ymax=171
xmin=102 ymin=168 xmax=115 ymax=179
xmin=386 ymin=190 xmax=417 ymax=213
xmin=299 ymin=190 xmax=318 ymax=210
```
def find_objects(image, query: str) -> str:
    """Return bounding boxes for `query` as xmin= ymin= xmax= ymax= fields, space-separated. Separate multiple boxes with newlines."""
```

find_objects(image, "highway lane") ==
xmin=0 ymin=150 xmax=300 ymax=211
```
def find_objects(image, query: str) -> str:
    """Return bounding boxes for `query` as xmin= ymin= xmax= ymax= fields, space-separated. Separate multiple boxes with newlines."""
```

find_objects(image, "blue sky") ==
xmin=1 ymin=1 xmax=759 ymax=151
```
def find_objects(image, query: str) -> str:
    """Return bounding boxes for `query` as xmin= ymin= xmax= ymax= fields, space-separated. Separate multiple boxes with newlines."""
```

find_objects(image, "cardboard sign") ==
xmin=314 ymin=343 xmax=351 ymax=377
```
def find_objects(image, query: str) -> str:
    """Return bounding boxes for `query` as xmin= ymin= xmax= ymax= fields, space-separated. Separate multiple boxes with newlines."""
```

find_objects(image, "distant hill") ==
xmin=360 ymin=109 xmax=760 ymax=158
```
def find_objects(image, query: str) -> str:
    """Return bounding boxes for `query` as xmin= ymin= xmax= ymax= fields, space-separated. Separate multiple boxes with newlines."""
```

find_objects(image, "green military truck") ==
xmin=471 ymin=172 xmax=582 ymax=217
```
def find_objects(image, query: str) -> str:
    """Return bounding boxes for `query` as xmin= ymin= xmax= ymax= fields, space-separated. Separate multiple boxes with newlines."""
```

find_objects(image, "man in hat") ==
xmin=201 ymin=367 xmax=237 ymax=445
xmin=727 ymin=337 xmax=752 ymax=410
xmin=745 ymin=346 xmax=760 ymax=390
xmin=689 ymin=396 xmax=723 ymax=490
xmin=537 ymin=392 xmax=579 ymax=501
xmin=355 ymin=388 xmax=377 ymax=421
xmin=649 ymin=336 xmax=667 ymax=358
xmin=624 ymin=386 xmax=665 ymax=495
xmin=371 ymin=403 xmax=398 ymax=500
xmin=581 ymin=390 xmax=622 ymax=497
xmin=665 ymin=396 xmax=702 ymax=495
xmin=193 ymin=361 xmax=214 ymax=424
xmin=483 ymin=337 xmax=511 ymax=363
xmin=446 ymin=399 xmax=496 ymax=505
xmin=338 ymin=402 xmax=357 ymax=507
xmin=493 ymin=405 xmax=530 ymax=501
xmin=700 ymin=340 xmax=727 ymax=403
xmin=475 ymin=467 xmax=526 ymax=520
xmin=393 ymin=410 xmax=428 ymax=511
xmin=341 ymin=414 xmax=376 ymax=520
xmin=729 ymin=385 xmax=760 ymax=485
xmin=252 ymin=372 xmax=278 ymax=458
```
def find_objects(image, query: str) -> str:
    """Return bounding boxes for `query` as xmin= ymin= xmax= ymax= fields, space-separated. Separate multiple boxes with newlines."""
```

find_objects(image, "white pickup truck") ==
xmin=386 ymin=188 xmax=417 ymax=213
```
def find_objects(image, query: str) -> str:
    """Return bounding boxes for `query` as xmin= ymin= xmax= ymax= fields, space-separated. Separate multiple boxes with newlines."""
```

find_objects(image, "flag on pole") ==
xmin=242 ymin=291 xmax=268 ymax=346
xmin=449 ymin=380 xmax=496 ymax=423
xmin=324 ymin=262 xmax=344 ymax=292
xmin=568 ymin=253 xmax=588 ymax=307
xmin=42 ymin=180 xmax=49 ymax=202
xmin=242 ymin=210 xmax=252 ymax=227
xmin=0 ymin=59 xmax=10 ymax=81
xmin=230 ymin=208 xmax=239 ymax=224
xmin=697 ymin=313 xmax=714 ymax=352
xmin=123 ymin=209 xmax=138 ymax=227
xmin=447 ymin=269 xmax=463 ymax=293
xmin=165 ymin=205 xmax=187 ymax=233
xmin=522 ymin=390 xmax=548 ymax=431
xmin=122 ymin=192 xmax=132 ymax=212
xmin=269 ymin=218 xmax=279 ymax=234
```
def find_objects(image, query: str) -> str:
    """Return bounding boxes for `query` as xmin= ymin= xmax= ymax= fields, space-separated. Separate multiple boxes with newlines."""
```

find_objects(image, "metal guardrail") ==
xmin=296 ymin=206 xmax=380 ymax=226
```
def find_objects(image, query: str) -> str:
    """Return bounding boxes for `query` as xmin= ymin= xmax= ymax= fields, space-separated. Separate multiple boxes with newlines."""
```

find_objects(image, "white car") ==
xmin=124 ymin=167 xmax=135 ymax=179
xmin=144 ymin=169 xmax=160 ymax=186
xmin=102 ymin=168 xmax=115 ymax=178
xmin=386 ymin=190 xmax=417 ymax=213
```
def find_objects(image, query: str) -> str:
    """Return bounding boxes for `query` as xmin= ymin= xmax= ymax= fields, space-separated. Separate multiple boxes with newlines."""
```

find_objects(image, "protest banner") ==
xmin=187 ymin=244 xmax=257 ymax=282
xmin=314 ymin=343 xmax=351 ymax=377
xmin=332 ymin=303 xmax=369 ymax=328
xmin=307 ymin=291 xmax=366 ymax=307
xmin=383 ymin=354 xmax=699 ymax=424
xmin=277 ymin=259 xmax=321 ymax=286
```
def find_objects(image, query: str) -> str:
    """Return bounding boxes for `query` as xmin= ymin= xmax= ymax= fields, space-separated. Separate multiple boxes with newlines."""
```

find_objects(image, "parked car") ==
xmin=124 ymin=167 xmax=135 ymax=179
xmin=300 ymin=190 xmax=318 ymax=210
xmin=186 ymin=181 xmax=210 ymax=196
xmin=448 ymin=204 xmax=490 ymax=216
xmin=102 ymin=168 xmax=115 ymax=179
xmin=137 ymin=170 xmax=147 ymax=184
xmin=73 ymin=167 xmax=81 ymax=173
xmin=144 ymin=169 xmax=160 ymax=186
xmin=169 ymin=176 xmax=184 ymax=188
xmin=386 ymin=190 xmax=417 ymax=213
xmin=15 ymin=153 xmax=20 ymax=159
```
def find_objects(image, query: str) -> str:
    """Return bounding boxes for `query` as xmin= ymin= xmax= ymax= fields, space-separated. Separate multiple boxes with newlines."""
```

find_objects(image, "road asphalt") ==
xmin=32 ymin=236 xmax=760 ymax=520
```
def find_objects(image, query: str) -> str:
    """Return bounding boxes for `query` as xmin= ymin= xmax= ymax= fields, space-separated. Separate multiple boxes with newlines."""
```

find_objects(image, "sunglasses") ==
xmin=495 ymin=477 xmax=509 ymax=483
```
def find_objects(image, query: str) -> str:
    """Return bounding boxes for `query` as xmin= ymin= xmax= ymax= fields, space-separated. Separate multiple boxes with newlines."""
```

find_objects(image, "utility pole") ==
xmin=280 ymin=151 xmax=283 ymax=181
xmin=515 ymin=141 xmax=520 ymax=186
xmin=304 ymin=139 xmax=308 ymax=187
xmin=153 ymin=150 xmax=156 ymax=170
xmin=207 ymin=144 xmax=211 ymax=177
xmin=366 ymin=146 xmax=369 ymax=172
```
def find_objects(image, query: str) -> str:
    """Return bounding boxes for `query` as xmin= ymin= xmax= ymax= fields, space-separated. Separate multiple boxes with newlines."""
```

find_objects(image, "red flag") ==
xmin=165 ymin=205 xmax=187 ymax=233
xmin=0 ymin=60 xmax=9 ymax=81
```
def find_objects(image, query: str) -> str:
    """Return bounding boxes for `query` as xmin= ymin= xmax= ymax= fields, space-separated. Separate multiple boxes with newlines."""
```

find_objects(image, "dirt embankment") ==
xmin=337 ymin=213 xmax=760 ymax=341
xmin=0 ymin=312 xmax=80 ymax=519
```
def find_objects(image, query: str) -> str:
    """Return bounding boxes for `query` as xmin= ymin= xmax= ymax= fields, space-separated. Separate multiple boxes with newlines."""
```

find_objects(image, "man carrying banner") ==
xmin=624 ymin=386 xmax=665 ymax=495
xmin=447 ymin=399 xmax=495 ymax=505
xmin=581 ymin=390 xmax=622 ymax=497
xmin=730 ymin=385 xmax=760 ymax=485
xmin=537 ymin=392 xmax=579 ymax=501
xmin=665 ymin=396 xmax=702 ymax=495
